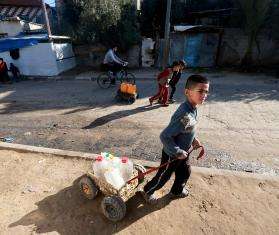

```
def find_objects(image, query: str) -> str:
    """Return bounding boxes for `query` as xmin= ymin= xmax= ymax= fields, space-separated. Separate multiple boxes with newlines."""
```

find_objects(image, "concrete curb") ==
xmin=0 ymin=142 xmax=278 ymax=181
xmin=0 ymin=142 xmax=158 ymax=167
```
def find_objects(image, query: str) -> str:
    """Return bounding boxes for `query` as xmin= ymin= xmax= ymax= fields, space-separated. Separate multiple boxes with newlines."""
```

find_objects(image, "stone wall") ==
xmin=74 ymin=44 xmax=140 ymax=69
xmin=73 ymin=29 xmax=279 ymax=68
xmin=218 ymin=28 xmax=279 ymax=67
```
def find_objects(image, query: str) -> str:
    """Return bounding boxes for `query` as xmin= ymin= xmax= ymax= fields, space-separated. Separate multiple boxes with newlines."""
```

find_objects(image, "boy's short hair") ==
xmin=185 ymin=74 xmax=209 ymax=89
xmin=179 ymin=60 xmax=187 ymax=68
xmin=171 ymin=61 xmax=180 ymax=68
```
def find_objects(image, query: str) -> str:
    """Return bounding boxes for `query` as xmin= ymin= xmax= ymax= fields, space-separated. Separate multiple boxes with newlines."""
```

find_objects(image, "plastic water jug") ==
xmin=102 ymin=152 xmax=121 ymax=169
xmin=120 ymin=83 xmax=128 ymax=93
xmin=120 ymin=156 xmax=134 ymax=181
xmin=111 ymin=156 xmax=121 ymax=169
xmin=126 ymin=84 xmax=136 ymax=95
xmin=104 ymin=168 xmax=125 ymax=190
xmin=92 ymin=155 xmax=109 ymax=178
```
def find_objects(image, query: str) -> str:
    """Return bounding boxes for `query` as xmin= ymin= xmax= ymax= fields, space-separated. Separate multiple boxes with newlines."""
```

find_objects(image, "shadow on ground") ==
xmin=0 ymin=79 xmax=161 ymax=115
xmin=0 ymin=80 xmax=116 ymax=115
xmin=83 ymin=104 xmax=161 ymax=129
xmin=0 ymin=73 xmax=279 ymax=115
xmin=9 ymin=177 xmax=171 ymax=235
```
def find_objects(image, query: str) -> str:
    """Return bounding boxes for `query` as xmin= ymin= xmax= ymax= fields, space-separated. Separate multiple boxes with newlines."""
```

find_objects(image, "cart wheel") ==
xmin=79 ymin=176 xmax=99 ymax=200
xmin=101 ymin=196 xmax=126 ymax=222
xmin=128 ymin=96 xmax=136 ymax=104
xmin=134 ymin=164 xmax=146 ymax=184
xmin=115 ymin=93 xmax=122 ymax=102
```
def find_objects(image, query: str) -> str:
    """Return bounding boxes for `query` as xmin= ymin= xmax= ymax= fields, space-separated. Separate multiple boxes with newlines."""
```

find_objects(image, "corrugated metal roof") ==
xmin=0 ymin=5 xmax=43 ymax=21
xmin=0 ymin=0 xmax=42 ymax=7
xmin=173 ymin=25 xmax=222 ymax=33
xmin=174 ymin=25 xmax=205 ymax=32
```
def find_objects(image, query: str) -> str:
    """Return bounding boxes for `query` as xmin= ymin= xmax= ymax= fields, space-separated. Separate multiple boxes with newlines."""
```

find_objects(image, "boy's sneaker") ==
xmin=169 ymin=188 xmax=189 ymax=199
xmin=140 ymin=191 xmax=158 ymax=205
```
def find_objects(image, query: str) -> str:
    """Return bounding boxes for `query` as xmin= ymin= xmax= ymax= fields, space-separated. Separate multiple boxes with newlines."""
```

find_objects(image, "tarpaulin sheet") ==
xmin=0 ymin=35 xmax=48 ymax=52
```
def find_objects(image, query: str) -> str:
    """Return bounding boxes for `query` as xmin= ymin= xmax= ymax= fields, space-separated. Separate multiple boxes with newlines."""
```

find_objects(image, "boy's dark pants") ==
xmin=169 ymin=83 xmax=176 ymax=100
xmin=144 ymin=150 xmax=191 ymax=195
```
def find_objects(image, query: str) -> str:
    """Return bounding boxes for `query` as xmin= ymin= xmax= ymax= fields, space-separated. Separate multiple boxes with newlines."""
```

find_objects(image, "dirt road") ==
xmin=0 ymin=71 xmax=278 ymax=174
xmin=1 ymin=150 xmax=278 ymax=235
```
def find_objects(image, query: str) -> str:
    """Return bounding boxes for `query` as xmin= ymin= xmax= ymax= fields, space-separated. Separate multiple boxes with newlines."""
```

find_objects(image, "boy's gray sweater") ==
xmin=160 ymin=99 xmax=197 ymax=158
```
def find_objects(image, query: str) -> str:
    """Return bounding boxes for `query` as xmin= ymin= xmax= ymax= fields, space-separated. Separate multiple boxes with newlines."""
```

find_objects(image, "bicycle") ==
xmin=97 ymin=64 xmax=136 ymax=89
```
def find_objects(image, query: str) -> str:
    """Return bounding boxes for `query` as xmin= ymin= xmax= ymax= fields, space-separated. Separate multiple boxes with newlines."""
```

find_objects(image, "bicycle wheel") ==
xmin=97 ymin=73 xmax=111 ymax=89
xmin=120 ymin=72 xmax=135 ymax=84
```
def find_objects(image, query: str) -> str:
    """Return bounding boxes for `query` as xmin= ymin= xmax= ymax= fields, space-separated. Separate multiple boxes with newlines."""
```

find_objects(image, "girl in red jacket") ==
xmin=149 ymin=61 xmax=180 ymax=107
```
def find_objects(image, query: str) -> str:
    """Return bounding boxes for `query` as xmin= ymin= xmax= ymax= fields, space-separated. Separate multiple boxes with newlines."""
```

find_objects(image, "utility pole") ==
xmin=162 ymin=0 xmax=172 ymax=68
xmin=41 ymin=0 xmax=52 ymax=36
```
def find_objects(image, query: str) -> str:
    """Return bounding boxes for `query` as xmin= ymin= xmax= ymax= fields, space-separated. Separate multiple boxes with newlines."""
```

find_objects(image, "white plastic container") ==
xmin=104 ymin=168 xmax=125 ymax=190
xmin=111 ymin=156 xmax=121 ymax=169
xmin=120 ymin=156 xmax=134 ymax=182
xmin=92 ymin=155 xmax=109 ymax=179
xmin=102 ymin=152 xmax=121 ymax=170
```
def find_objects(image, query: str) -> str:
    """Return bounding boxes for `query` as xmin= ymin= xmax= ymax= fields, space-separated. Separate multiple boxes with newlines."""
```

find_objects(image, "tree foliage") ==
xmin=237 ymin=0 xmax=271 ymax=67
xmin=61 ymin=0 xmax=140 ymax=50
xmin=140 ymin=0 xmax=235 ymax=38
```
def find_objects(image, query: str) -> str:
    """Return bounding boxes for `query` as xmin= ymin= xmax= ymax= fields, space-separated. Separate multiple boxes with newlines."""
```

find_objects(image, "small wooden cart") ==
xmin=79 ymin=164 xmax=146 ymax=222
xmin=115 ymin=82 xmax=139 ymax=104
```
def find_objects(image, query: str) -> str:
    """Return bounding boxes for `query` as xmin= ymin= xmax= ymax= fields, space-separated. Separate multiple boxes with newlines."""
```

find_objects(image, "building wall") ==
xmin=218 ymin=28 xmax=279 ymax=67
xmin=0 ymin=42 xmax=76 ymax=76
xmin=74 ymin=45 xmax=140 ymax=68
xmin=155 ymin=29 xmax=279 ymax=68
xmin=0 ymin=19 xmax=43 ymax=36
xmin=157 ymin=32 xmax=219 ymax=68
xmin=0 ymin=43 xmax=59 ymax=76
xmin=0 ymin=20 xmax=24 ymax=36
xmin=52 ymin=42 xmax=76 ymax=74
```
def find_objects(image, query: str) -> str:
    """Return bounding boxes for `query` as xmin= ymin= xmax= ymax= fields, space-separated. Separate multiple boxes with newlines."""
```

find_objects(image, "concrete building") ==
xmin=0 ymin=17 xmax=76 ymax=76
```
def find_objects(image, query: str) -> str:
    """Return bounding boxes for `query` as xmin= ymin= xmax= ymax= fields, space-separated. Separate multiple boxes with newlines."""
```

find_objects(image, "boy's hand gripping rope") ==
xmin=127 ymin=145 xmax=205 ymax=184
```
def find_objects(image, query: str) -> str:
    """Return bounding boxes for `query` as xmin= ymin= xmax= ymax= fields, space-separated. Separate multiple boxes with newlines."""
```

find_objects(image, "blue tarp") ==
xmin=0 ymin=34 xmax=48 ymax=53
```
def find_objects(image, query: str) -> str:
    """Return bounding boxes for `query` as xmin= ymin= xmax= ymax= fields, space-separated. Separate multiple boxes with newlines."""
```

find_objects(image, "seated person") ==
xmin=0 ymin=58 xmax=11 ymax=83
xmin=103 ymin=45 xmax=128 ymax=84
xmin=10 ymin=63 xmax=21 ymax=82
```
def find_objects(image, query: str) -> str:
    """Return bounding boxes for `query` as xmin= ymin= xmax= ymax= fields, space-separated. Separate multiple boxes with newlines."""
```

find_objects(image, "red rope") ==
xmin=127 ymin=146 xmax=204 ymax=184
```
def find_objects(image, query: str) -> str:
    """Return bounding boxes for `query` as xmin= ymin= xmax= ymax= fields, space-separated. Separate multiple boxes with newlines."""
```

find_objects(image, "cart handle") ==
xmin=127 ymin=145 xmax=204 ymax=184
